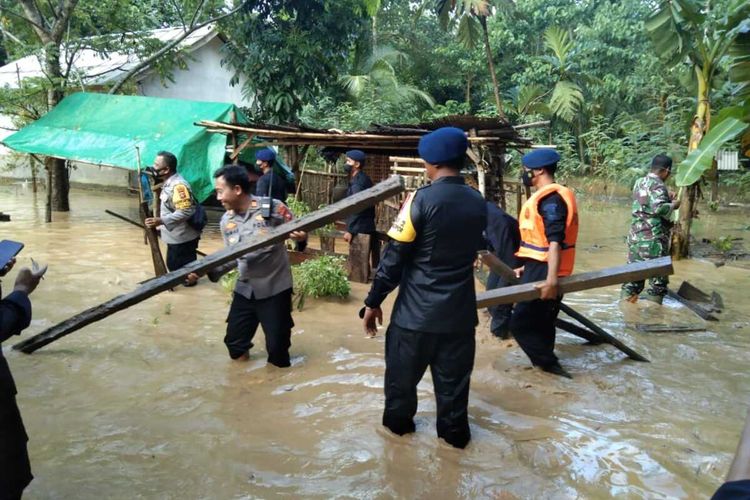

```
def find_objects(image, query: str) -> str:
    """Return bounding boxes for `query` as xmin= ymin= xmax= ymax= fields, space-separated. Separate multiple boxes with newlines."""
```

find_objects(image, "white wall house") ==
xmin=0 ymin=25 xmax=249 ymax=189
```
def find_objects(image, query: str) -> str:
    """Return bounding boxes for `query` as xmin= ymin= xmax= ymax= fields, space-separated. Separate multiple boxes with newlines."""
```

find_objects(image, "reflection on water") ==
xmin=1 ymin=184 xmax=749 ymax=499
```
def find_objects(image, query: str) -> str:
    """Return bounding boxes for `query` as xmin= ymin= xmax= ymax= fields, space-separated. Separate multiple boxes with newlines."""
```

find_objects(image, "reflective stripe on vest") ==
xmin=515 ymin=183 xmax=579 ymax=276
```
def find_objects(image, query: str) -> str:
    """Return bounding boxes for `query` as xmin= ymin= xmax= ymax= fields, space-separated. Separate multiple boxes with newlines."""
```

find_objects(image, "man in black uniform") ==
xmin=342 ymin=149 xmax=380 ymax=282
xmin=484 ymin=201 xmax=521 ymax=339
xmin=509 ymin=149 xmax=578 ymax=379
xmin=255 ymin=148 xmax=288 ymax=202
xmin=1 ymin=257 xmax=47 ymax=500
xmin=362 ymin=127 xmax=486 ymax=449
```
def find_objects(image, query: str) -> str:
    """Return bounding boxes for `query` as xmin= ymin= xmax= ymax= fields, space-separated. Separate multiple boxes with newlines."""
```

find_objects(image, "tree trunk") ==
xmin=44 ymin=44 xmax=70 ymax=212
xmin=478 ymin=16 xmax=506 ymax=120
xmin=673 ymin=67 xmax=710 ymax=259
xmin=465 ymin=74 xmax=472 ymax=110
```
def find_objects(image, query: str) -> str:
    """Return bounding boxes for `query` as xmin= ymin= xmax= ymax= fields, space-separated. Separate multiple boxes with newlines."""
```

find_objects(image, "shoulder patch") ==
xmin=172 ymin=184 xmax=192 ymax=210
xmin=387 ymin=192 xmax=417 ymax=242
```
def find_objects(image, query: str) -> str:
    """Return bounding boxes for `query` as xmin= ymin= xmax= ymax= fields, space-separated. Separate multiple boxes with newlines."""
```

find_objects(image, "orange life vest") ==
xmin=516 ymin=183 xmax=578 ymax=276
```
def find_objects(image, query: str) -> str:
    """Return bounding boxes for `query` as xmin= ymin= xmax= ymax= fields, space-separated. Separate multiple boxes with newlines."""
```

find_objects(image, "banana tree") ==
xmin=646 ymin=0 xmax=750 ymax=257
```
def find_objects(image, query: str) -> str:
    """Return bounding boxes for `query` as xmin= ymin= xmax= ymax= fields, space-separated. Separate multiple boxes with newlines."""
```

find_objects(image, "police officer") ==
xmin=509 ymin=149 xmax=578 ymax=379
xmin=484 ymin=200 xmax=521 ymax=339
xmin=362 ymin=127 xmax=486 ymax=449
xmin=1 ymin=256 xmax=47 ymax=499
xmin=208 ymin=165 xmax=306 ymax=368
xmin=342 ymin=149 xmax=380 ymax=282
xmin=144 ymin=151 xmax=201 ymax=287
xmin=621 ymin=154 xmax=680 ymax=304
xmin=255 ymin=148 xmax=288 ymax=202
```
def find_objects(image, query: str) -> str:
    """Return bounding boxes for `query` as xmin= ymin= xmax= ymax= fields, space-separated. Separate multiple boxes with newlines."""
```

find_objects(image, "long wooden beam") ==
xmin=14 ymin=176 xmax=405 ymax=354
xmin=478 ymin=251 xmax=651 ymax=361
xmin=476 ymin=256 xmax=673 ymax=308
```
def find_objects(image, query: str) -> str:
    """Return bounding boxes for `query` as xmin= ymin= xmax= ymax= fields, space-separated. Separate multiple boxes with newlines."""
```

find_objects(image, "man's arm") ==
xmin=536 ymin=193 xmax=567 ymax=300
xmin=727 ymin=408 xmax=750 ymax=482
xmin=158 ymin=183 xmax=196 ymax=230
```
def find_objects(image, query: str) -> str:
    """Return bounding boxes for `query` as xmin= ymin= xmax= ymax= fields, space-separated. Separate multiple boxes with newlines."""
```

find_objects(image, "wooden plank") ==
xmin=666 ymin=290 xmax=719 ymax=321
xmin=478 ymin=251 xmax=650 ymax=361
xmin=477 ymin=257 xmax=673 ymax=308
xmin=14 ymin=176 xmax=405 ymax=354
xmin=555 ymin=318 xmax=603 ymax=344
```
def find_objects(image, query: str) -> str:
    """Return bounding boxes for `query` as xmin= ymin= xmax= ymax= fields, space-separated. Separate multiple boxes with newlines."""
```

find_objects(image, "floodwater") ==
xmin=2 ymin=183 xmax=749 ymax=499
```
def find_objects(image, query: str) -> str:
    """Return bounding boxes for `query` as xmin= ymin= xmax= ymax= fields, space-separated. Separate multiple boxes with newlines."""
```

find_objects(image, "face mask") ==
xmin=521 ymin=169 xmax=534 ymax=187
xmin=344 ymin=164 xmax=353 ymax=174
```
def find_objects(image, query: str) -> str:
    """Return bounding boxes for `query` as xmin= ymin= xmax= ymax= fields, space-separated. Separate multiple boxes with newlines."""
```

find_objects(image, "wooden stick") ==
xmin=14 ymin=176 xmax=405 ymax=354
xmin=135 ymin=148 xmax=167 ymax=278
xmin=560 ymin=306 xmax=649 ymax=362
xmin=104 ymin=210 xmax=207 ymax=257
xmin=555 ymin=318 xmax=603 ymax=344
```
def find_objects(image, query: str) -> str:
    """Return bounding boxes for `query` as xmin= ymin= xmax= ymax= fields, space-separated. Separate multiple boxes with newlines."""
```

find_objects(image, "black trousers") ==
xmin=383 ymin=324 xmax=475 ymax=449
xmin=225 ymin=289 xmax=293 ymax=367
xmin=509 ymin=296 xmax=562 ymax=368
xmin=166 ymin=238 xmax=199 ymax=272
xmin=486 ymin=272 xmax=513 ymax=337
xmin=0 ymin=394 xmax=32 ymax=500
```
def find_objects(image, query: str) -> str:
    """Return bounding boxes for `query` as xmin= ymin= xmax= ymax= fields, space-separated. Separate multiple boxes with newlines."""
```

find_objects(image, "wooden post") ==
xmin=14 ymin=176 xmax=405 ymax=354
xmin=136 ymin=147 xmax=167 ymax=278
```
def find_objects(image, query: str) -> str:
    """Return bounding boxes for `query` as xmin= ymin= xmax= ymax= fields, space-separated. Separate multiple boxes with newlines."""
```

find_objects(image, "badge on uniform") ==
xmin=251 ymin=199 xmax=258 ymax=208
xmin=225 ymin=222 xmax=237 ymax=230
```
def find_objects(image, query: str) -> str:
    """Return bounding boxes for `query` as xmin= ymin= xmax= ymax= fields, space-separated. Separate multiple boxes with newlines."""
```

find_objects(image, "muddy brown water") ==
xmin=1 ymin=184 xmax=749 ymax=499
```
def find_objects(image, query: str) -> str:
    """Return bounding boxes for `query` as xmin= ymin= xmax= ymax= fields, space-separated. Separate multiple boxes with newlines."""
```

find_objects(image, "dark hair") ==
xmin=157 ymin=151 xmax=178 ymax=173
xmin=544 ymin=163 xmax=558 ymax=175
xmin=651 ymin=154 xmax=672 ymax=171
xmin=437 ymin=156 xmax=466 ymax=171
xmin=214 ymin=164 xmax=251 ymax=194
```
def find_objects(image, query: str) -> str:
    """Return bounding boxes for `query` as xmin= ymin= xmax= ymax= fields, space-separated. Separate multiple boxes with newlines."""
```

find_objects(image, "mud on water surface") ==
xmin=2 ymin=184 xmax=750 ymax=499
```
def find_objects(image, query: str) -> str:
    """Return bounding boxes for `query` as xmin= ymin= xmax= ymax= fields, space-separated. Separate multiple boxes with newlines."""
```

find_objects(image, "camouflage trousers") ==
xmin=621 ymin=234 xmax=670 ymax=298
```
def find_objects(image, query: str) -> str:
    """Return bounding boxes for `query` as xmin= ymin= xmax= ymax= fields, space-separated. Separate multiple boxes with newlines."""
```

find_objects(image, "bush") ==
xmin=292 ymin=255 xmax=350 ymax=310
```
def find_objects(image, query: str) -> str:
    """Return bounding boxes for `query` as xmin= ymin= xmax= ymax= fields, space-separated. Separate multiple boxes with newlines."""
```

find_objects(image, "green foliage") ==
xmin=292 ymin=255 xmax=350 ymax=310
xmin=221 ymin=0 xmax=369 ymax=123
xmin=675 ymin=117 xmax=748 ymax=186
xmin=220 ymin=269 xmax=239 ymax=301
xmin=712 ymin=236 xmax=734 ymax=253
xmin=284 ymin=196 xmax=312 ymax=217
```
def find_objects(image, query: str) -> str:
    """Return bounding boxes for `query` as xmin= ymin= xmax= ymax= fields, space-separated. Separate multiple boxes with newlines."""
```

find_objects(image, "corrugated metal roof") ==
xmin=0 ymin=25 xmax=218 ymax=88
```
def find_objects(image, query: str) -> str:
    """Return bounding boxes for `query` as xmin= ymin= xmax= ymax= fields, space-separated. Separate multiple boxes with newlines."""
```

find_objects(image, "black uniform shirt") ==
xmin=521 ymin=191 xmax=568 ymax=283
xmin=365 ymin=176 xmax=487 ymax=333
xmin=345 ymin=171 xmax=376 ymax=235
xmin=255 ymin=171 xmax=288 ymax=202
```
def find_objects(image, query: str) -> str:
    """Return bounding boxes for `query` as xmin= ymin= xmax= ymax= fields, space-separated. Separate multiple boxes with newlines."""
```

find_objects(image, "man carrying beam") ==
xmin=207 ymin=166 xmax=307 ymax=368
xmin=510 ymin=149 xmax=578 ymax=379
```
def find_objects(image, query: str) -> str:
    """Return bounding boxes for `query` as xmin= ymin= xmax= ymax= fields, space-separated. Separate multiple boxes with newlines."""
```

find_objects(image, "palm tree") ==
xmin=428 ymin=0 xmax=513 ymax=120
xmin=646 ymin=0 xmax=750 ymax=257
xmin=339 ymin=45 xmax=435 ymax=109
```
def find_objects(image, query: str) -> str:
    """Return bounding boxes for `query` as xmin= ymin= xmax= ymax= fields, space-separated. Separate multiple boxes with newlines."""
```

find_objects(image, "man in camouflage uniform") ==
xmin=621 ymin=155 xmax=680 ymax=304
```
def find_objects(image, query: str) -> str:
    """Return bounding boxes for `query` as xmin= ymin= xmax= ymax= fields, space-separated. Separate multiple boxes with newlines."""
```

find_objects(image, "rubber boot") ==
xmin=620 ymin=289 xmax=638 ymax=303
xmin=640 ymin=293 xmax=663 ymax=305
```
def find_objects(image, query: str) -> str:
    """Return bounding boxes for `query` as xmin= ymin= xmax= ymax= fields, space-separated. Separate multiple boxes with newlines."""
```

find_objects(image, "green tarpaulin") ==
xmin=2 ymin=92 xmax=250 ymax=202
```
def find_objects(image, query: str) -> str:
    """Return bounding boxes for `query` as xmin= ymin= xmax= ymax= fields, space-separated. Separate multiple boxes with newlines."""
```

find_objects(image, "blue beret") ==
xmin=346 ymin=149 xmax=366 ymax=162
xmin=418 ymin=127 xmax=468 ymax=165
xmin=522 ymin=148 xmax=560 ymax=169
xmin=255 ymin=148 xmax=276 ymax=162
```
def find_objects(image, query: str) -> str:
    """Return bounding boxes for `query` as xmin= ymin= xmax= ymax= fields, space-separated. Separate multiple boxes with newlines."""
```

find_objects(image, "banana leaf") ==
xmin=675 ymin=117 xmax=748 ymax=186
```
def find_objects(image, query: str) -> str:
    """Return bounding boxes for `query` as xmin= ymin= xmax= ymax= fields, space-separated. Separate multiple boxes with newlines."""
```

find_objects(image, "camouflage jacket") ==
xmin=629 ymin=173 xmax=673 ymax=239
